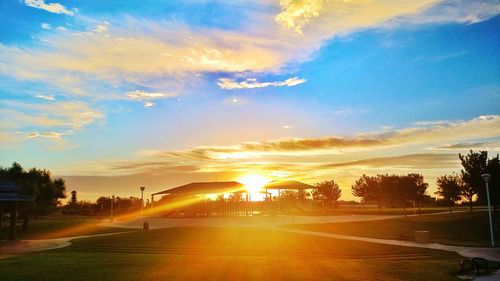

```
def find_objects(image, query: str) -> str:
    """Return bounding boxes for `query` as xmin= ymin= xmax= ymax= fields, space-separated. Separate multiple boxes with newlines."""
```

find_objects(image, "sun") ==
xmin=238 ymin=174 xmax=270 ymax=196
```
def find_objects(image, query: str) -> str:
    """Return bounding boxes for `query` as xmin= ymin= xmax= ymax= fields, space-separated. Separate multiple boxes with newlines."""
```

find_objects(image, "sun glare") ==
xmin=238 ymin=174 xmax=270 ymax=196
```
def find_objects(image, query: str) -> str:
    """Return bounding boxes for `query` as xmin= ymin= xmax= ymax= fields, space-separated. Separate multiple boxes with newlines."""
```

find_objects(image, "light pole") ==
xmin=140 ymin=186 xmax=145 ymax=218
xmin=481 ymin=174 xmax=495 ymax=247
xmin=110 ymin=195 xmax=115 ymax=222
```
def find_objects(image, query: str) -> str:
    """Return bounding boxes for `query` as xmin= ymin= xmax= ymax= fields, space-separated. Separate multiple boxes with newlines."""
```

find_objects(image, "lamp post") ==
xmin=140 ymin=186 xmax=145 ymax=218
xmin=481 ymin=174 xmax=495 ymax=247
xmin=110 ymin=195 xmax=115 ymax=222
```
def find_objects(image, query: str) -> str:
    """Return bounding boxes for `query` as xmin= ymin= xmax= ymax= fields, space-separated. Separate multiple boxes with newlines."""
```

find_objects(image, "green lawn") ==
xmin=0 ymin=227 xmax=466 ymax=281
xmin=285 ymin=211 xmax=500 ymax=246
xmin=0 ymin=215 xmax=132 ymax=241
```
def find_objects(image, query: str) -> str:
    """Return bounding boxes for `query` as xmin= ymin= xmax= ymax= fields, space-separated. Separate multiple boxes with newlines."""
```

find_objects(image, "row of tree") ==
xmin=436 ymin=150 xmax=500 ymax=212
xmin=64 ymin=191 xmax=142 ymax=216
xmin=351 ymin=173 xmax=428 ymax=212
xmin=0 ymin=162 xmax=66 ymax=216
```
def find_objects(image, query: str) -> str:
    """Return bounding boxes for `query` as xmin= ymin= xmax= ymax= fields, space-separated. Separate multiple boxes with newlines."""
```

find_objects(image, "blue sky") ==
xmin=1 ymin=0 xmax=499 ymax=200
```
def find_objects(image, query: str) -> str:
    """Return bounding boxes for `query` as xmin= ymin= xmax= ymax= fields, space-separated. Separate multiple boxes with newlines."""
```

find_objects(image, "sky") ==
xmin=1 ymin=0 xmax=499 ymax=201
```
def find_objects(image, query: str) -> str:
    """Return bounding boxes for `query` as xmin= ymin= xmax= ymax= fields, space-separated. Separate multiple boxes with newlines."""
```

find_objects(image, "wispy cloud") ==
xmin=24 ymin=0 xmax=74 ymax=16
xmin=26 ymin=130 xmax=74 ymax=139
xmin=320 ymin=153 xmax=459 ymax=170
xmin=41 ymin=23 xmax=51 ymax=30
xmin=428 ymin=140 xmax=500 ymax=151
xmin=125 ymin=90 xmax=177 ymax=107
xmin=141 ymin=115 xmax=500 ymax=160
xmin=35 ymin=94 xmax=55 ymax=101
xmin=125 ymin=90 xmax=174 ymax=100
xmin=2 ymin=0 xmax=498 ymax=101
xmin=56 ymin=116 xmax=499 ymax=193
xmin=0 ymin=100 xmax=103 ymax=144
xmin=217 ymin=76 xmax=306 ymax=90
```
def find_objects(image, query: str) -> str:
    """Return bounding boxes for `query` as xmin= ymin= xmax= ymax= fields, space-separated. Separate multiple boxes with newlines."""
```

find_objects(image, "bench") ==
xmin=460 ymin=257 xmax=489 ymax=275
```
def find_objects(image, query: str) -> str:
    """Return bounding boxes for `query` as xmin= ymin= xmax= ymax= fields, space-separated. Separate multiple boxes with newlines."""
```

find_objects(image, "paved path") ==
xmin=276 ymin=228 xmax=500 ymax=262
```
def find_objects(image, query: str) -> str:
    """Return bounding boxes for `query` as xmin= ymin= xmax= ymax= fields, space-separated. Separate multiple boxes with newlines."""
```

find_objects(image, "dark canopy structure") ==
xmin=152 ymin=181 xmax=245 ymax=199
xmin=0 ymin=181 xmax=33 ymax=240
xmin=263 ymin=180 xmax=314 ymax=190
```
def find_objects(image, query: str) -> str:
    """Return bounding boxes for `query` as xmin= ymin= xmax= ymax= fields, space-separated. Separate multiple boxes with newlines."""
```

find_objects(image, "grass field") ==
xmin=0 ymin=227 xmax=466 ymax=281
xmin=0 ymin=215 xmax=132 ymax=240
xmin=286 ymin=211 xmax=500 ymax=246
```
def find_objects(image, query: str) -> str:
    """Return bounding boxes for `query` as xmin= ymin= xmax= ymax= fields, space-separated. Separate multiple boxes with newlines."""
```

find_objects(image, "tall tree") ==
xmin=351 ymin=174 xmax=381 ymax=211
xmin=459 ymin=150 xmax=488 ymax=209
xmin=0 ymin=163 xmax=67 ymax=215
xmin=407 ymin=173 xmax=428 ymax=212
xmin=486 ymin=154 xmax=500 ymax=214
xmin=436 ymin=174 xmax=461 ymax=214
xmin=70 ymin=190 xmax=78 ymax=205
xmin=313 ymin=180 xmax=342 ymax=209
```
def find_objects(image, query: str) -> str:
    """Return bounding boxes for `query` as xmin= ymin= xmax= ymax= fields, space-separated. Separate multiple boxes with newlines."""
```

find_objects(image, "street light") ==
xmin=140 ymin=186 xmax=145 ymax=218
xmin=481 ymin=174 xmax=495 ymax=247
xmin=110 ymin=195 xmax=115 ymax=222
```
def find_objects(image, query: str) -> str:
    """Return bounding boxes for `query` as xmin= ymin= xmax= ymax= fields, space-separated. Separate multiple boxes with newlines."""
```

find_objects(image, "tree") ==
xmin=436 ymin=174 xmax=461 ymax=213
xmin=379 ymin=174 xmax=400 ymax=208
xmin=0 ymin=162 xmax=67 ymax=216
xmin=313 ymin=180 xmax=342 ymax=209
xmin=486 ymin=154 xmax=500 ymax=214
xmin=351 ymin=174 xmax=381 ymax=211
xmin=459 ymin=150 xmax=488 ymax=209
xmin=407 ymin=173 xmax=428 ymax=213
xmin=70 ymin=190 xmax=78 ymax=205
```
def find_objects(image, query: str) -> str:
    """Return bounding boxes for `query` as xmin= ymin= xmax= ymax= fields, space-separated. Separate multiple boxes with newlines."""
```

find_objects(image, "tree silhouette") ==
xmin=0 ymin=162 xmax=66 ymax=216
xmin=436 ymin=174 xmax=462 ymax=213
xmin=351 ymin=174 xmax=381 ymax=211
xmin=313 ymin=180 xmax=342 ymax=209
xmin=459 ymin=150 xmax=487 ymax=209
xmin=70 ymin=190 xmax=78 ymax=205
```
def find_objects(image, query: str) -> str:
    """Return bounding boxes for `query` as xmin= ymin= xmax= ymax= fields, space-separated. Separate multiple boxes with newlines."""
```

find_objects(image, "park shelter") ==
xmin=151 ymin=180 xmax=316 ymax=216
xmin=151 ymin=181 xmax=245 ymax=201
xmin=151 ymin=181 xmax=250 ymax=216
xmin=0 ymin=181 xmax=33 ymax=240
xmin=263 ymin=180 xmax=315 ymax=213
xmin=263 ymin=180 xmax=314 ymax=192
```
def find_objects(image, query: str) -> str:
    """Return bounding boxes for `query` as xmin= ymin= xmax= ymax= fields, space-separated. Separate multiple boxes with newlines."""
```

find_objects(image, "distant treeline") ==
xmin=351 ymin=150 xmax=500 ymax=213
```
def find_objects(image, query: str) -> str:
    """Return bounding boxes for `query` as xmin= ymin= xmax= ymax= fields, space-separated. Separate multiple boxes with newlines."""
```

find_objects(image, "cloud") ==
xmin=142 ymin=115 xmax=500 ymax=160
xmin=93 ymin=23 xmax=109 ymax=34
xmin=217 ymin=76 xmax=306 ymax=90
xmin=222 ymin=96 xmax=248 ymax=106
xmin=275 ymin=0 xmax=327 ymax=33
xmin=2 ymin=1 xmax=499 ymax=100
xmin=26 ymin=130 xmax=74 ymax=139
xmin=41 ymin=23 xmax=51 ymax=30
xmin=125 ymin=90 xmax=175 ymax=100
xmin=392 ymin=0 xmax=500 ymax=25
xmin=428 ymin=140 xmax=500 ymax=151
xmin=320 ymin=153 xmax=459 ymax=170
xmin=36 ymin=94 xmax=55 ymax=101
xmin=125 ymin=90 xmax=177 ymax=107
xmin=24 ymin=0 xmax=74 ymax=16
xmin=275 ymin=0 xmax=438 ymax=34
xmin=0 ymin=100 xmax=103 ymax=143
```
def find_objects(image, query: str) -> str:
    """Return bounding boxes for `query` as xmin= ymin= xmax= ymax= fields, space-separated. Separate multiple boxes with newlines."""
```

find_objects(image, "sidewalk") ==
xmin=277 ymin=228 xmax=500 ymax=262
